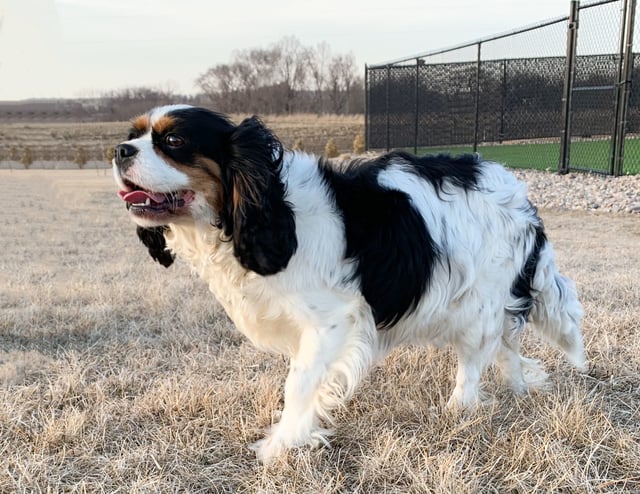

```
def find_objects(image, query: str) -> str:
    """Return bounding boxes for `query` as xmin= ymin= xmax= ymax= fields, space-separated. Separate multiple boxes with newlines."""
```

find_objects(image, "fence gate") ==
xmin=561 ymin=0 xmax=637 ymax=174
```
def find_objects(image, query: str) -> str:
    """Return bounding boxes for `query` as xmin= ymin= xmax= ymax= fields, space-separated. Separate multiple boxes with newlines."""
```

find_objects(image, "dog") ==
xmin=112 ymin=105 xmax=586 ymax=463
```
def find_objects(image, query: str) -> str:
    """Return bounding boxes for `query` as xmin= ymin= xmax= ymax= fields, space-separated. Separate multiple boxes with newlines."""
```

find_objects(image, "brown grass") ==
xmin=1 ymin=169 xmax=639 ymax=493
xmin=0 ymin=114 xmax=364 ymax=164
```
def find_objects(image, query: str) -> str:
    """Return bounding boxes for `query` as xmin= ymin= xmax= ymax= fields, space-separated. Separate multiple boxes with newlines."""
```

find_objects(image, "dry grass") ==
xmin=0 ymin=115 xmax=364 ymax=164
xmin=1 ymin=169 xmax=638 ymax=493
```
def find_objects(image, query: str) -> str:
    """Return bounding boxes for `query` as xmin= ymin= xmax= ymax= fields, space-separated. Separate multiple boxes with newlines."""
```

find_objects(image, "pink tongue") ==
xmin=118 ymin=190 xmax=168 ymax=204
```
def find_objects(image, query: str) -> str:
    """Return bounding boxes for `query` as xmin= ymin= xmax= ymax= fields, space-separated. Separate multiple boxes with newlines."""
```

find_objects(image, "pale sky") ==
xmin=0 ymin=0 xmax=577 ymax=101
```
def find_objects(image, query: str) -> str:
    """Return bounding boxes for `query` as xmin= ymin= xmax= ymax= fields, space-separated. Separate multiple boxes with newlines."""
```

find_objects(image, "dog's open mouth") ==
xmin=118 ymin=180 xmax=195 ymax=219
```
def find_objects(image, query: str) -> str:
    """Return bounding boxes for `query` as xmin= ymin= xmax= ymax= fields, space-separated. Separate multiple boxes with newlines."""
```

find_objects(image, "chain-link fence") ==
xmin=365 ymin=0 xmax=640 ymax=175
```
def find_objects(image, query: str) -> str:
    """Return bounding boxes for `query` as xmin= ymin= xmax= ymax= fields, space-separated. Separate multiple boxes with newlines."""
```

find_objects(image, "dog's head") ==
xmin=113 ymin=105 xmax=297 ymax=275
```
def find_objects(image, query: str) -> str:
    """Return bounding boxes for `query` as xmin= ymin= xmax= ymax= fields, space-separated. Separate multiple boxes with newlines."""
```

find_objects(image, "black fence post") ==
xmin=499 ymin=59 xmax=507 ymax=144
xmin=611 ymin=0 xmax=626 ymax=174
xmin=613 ymin=0 xmax=636 ymax=176
xmin=414 ymin=58 xmax=420 ymax=154
xmin=386 ymin=65 xmax=391 ymax=151
xmin=559 ymin=0 xmax=579 ymax=174
xmin=473 ymin=42 xmax=482 ymax=153
xmin=364 ymin=64 xmax=369 ymax=152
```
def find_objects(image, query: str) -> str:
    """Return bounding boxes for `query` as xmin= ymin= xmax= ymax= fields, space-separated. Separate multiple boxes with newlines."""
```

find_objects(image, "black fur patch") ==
xmin=136 ymin=226 xmax=174 ymax=268
xmin=377 ymin=151 xmax=481 ymax=195
xmin=320 ymin=152 xmax=482 ymax=327
xmin=319 ymin=171 xmax=431 ymax=328
xmin=317 ymin=160 xmax=415 ymax=327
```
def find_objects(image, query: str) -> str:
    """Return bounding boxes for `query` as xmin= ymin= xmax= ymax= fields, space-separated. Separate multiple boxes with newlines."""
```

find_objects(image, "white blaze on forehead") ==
xmin=149 ymin=104 xmax=193 ymax=125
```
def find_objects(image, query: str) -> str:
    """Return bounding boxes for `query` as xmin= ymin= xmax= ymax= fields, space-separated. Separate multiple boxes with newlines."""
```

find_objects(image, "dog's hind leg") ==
xmin=495 ymin=333 xmax=550 ymax=394
xmin=251 ymin=296 xmax=376 ymax=464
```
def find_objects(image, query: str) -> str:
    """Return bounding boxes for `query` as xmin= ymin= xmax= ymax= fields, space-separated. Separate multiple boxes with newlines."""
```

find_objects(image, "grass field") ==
xmin=4 ymin=115 xmax=640 ymax=175
xmin=0 ymin=114 xmax=364 ymax=164
xmin=1 ymin=169 xmax=639 ymax=492
xmin=416 ymin=138 xmax=640 ymax=174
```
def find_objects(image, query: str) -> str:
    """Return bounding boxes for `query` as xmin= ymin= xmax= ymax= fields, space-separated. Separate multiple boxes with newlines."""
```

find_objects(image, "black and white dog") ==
xmin=112 ymin=105 xmax=586 ymax=463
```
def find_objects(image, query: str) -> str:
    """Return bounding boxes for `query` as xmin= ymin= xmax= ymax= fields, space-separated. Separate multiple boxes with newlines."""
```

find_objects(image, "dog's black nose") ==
xmin=114 ymin=143 xmax=138 ymax=169
xmin=115 ymin=143 xmax=138 ymax=160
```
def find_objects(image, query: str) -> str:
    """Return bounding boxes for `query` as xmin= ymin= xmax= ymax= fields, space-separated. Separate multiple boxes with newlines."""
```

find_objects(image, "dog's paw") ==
xmin=520 ymin=356 xmax=551 ymax=391
xmin=249 ymin=436 xmax=283 ymax=465
xmin=446 ymin=382 xmax=491 ymax=410
xmin=249 ymin=426 xmax=333 ymax=464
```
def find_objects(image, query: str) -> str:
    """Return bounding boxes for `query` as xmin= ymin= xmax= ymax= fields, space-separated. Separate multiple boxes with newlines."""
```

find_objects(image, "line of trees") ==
xmin=0 ymin=37 xmax=364 ymax=121
xmin=196 ymin=36 xmax=364 ymax=115
xmin=90 ymin=86 xmax=206 ymax=121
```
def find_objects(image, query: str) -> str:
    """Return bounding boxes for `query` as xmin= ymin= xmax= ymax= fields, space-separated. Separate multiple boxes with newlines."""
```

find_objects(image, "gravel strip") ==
xmin=511 ymin=169 xmax=640 ymax=213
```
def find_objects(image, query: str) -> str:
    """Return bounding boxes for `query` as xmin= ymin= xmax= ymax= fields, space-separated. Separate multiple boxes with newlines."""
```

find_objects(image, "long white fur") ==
xmin=115 ymin=128 xmax=586 ymax=463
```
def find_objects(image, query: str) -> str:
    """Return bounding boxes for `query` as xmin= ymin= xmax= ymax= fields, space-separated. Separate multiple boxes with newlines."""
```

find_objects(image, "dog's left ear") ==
xmin=136 ymin=226 xmax=175 ymax=268
xmin=220 ymin=117 xmax=297 ymax=275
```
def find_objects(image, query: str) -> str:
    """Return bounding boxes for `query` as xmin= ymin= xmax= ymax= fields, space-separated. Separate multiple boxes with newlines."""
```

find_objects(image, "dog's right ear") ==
xmin=218 ymin=116 xmax=297 ymax=275
xmin=136 ymin=226 xmax=174 ymax=268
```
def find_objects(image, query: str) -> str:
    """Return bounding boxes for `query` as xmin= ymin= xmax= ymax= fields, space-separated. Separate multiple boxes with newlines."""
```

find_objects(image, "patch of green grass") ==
xmin=479 ymin=142 xmax=562 ymax=171
xmin=410 ymin=138 xmax=640 ymax=174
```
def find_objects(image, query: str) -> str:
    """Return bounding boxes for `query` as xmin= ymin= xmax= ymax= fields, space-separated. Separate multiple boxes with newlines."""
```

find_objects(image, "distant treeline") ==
xmin=0 ymin=36 xmax=364 ymax=122
xmin=0 ymin=91 xmax=208 ymax=123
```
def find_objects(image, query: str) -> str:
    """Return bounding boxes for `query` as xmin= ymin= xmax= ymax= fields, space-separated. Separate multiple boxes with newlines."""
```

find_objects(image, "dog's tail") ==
xmin=508 ymin=221 xmax=587 ymax=371
xmin=528 ymin=231 xmax=587 ymax=370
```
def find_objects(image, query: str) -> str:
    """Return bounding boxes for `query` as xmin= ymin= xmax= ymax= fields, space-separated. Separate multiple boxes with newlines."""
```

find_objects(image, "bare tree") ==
xmin=327 ymin=53 xmax=359 ymax=113
xmin=237 ymin=48 xmax=282 ymax=113
xmin=308 ymin=42 xmax=332 ymax=114
xmin=274 ymin=36 xmax=309 ymax=114
xmin=196 ymin=37 xmax=364 ymax=115
xmin=196 ymin=63 xmax=246 ymax=113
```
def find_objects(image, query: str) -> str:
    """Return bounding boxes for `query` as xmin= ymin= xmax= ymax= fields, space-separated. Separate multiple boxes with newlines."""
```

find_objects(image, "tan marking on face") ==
xmin=131 ymin=114 xmax=150 ymax=134
xmin=174 ymin=156 xmax=224 ymax=212
xmin=152 ymin=115 xmax=177 ymax=136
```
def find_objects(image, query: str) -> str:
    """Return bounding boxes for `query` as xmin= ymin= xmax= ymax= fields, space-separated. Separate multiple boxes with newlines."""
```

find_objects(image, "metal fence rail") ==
xmin=365 ymin=0 xmax=639 ymax=175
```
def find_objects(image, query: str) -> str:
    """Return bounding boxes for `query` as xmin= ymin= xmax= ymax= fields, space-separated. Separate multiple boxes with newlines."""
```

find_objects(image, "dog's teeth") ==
xmin=145 ymin=198 xmax=151 ymax=206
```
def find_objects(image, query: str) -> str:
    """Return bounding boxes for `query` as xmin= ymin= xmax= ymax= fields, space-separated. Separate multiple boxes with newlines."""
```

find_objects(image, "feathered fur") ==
xmin=112 ymin=105 xmax=586 ymax=463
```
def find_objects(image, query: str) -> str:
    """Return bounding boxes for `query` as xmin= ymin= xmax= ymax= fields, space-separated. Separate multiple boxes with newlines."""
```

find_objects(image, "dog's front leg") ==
xmin=251 ymin=300 xmax=376 ymax=464
xmin=251 ymin=354 xmax=331 ymax=464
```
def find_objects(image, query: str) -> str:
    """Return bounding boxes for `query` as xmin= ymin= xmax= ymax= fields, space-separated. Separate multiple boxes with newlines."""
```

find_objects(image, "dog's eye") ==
xmin=165 ymin=134 xmax=185 ymax=148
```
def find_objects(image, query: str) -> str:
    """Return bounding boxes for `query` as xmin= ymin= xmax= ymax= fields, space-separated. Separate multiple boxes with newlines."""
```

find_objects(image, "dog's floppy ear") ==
xmin=136 ymin=226 xmax=175 ymax=268
xmin=219 ymin=116 xmax=297 ymax=275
